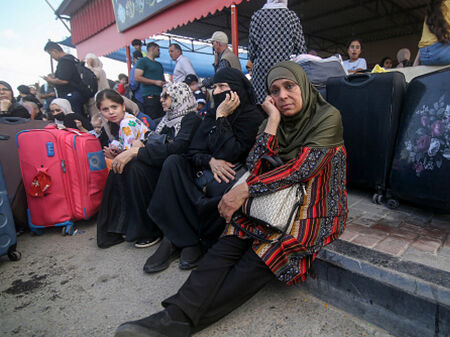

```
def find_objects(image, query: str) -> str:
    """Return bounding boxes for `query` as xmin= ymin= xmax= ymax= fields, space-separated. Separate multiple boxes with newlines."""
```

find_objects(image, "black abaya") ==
xmin=96 ymin=112 xmax=201 ymax=247
xmin=146 ymin=154 xmax=226 ymax=249
xmin=148 ymin=69 xmax=264 ymax=250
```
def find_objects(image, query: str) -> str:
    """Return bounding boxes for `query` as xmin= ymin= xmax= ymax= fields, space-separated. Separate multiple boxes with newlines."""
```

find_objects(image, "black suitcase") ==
xmin=326 ymin=72 xmax=406 ymax=203
xmin=389 ymin=68 xmax=450 ymax=211
xmin=0 ymin=162 xmax=21 ymax=261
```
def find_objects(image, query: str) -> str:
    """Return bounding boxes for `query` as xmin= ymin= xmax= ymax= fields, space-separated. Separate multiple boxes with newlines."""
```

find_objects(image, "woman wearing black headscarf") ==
xmin=143 ymin=68 xmax=264 ymax=273
xmin=16 ymin=85 xmax=42 ymax=109
xmin=0 ymin=81 xmax=29 ymax=118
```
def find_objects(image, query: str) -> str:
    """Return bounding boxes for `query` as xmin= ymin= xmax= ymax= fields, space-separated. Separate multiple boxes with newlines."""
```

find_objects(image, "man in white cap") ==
xmin=202 ymin=31 xmax=242 ymax=88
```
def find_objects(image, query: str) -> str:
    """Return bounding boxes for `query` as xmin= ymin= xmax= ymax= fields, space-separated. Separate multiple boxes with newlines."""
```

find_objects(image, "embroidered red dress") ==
xmin=224 ymin=132 xmax=348 ymax=285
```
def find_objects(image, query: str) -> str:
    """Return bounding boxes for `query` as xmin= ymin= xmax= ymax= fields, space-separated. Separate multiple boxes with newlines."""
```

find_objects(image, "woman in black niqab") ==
xmin=143 ymin=68 xmax=264 ymax=273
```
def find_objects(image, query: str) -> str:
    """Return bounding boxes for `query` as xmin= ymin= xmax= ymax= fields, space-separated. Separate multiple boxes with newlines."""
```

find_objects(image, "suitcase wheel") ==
xmin=386 ymin=198 xmax=400 ymax=210
xmin=7 ymin=249 xmax=22 ymax=262
xmin=372 ymin=193 xmax=384 ymax=205
xmin=31 ymin=229 xmax=44 ymax=236
xmin=62 ymin=225 xmax=74 ymax=236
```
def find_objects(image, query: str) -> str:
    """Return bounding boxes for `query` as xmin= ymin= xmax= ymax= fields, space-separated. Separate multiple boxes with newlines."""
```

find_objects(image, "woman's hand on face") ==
xmin=262 ymin=96 xmax=281 ymax=123
xmin=218 ymin=182 xmax=250 ymax=223
xmin=209 ymin=158 xmax=236 ymax=183
xmin=0 ymin=99 xmax=11 ymax=112
xmin=262 ymin=96 xmax=281 ymax=135
xmin=111 ymin=148 xmax=139 ymax=174
xmin=216 ymin=91 xmax=240 ymax=119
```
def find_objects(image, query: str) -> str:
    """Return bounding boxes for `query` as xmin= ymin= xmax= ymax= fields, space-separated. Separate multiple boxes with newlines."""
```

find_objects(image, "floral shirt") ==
xmin=118 ymin=112 xmax=148 ymax=150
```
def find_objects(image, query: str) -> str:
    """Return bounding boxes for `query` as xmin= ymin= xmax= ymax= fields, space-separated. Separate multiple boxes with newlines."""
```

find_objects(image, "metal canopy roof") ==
xmin=168 ymin=0 xmax=427 ymax=55
xmin=56 ymin=0 xmax=427 ymax=64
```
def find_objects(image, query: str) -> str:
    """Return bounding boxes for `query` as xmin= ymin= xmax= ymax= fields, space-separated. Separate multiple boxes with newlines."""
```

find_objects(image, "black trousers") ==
xmin=162 ymin=236 xmax=276 ymax=331
xmin=143 ymin=95 xmax=164 ymax=120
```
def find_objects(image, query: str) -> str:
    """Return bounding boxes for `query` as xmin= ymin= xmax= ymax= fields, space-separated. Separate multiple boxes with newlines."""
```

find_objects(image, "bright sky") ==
xmin=0 ymin=0 xmax=126 ymax=92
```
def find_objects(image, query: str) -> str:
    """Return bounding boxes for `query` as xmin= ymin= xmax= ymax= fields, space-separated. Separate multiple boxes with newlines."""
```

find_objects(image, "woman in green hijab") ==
xmin=114 ymin=61 xmax=348 ymax=337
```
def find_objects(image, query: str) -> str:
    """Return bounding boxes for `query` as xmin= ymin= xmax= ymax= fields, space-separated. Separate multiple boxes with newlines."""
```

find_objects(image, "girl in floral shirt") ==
xmin=96 ymin=89 xmax=148 ymax=159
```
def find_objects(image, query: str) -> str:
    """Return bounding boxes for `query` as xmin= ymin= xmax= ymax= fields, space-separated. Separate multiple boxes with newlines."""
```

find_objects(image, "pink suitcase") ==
xmin=16 ymin=125 xmax=108 ymax=235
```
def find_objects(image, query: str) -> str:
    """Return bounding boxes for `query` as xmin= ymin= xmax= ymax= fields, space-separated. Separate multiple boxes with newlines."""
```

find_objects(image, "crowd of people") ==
xmin=0 ymin=0 xmax=448 ymax=336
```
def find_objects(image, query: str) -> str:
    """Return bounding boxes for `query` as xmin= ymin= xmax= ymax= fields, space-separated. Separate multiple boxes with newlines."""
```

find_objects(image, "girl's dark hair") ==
xmin=346 ymin=38 xmax=362 ymax=49
xmin=426 ymin=0 xmax=449 ymax=43
xmin=96 ymin=89 xmax=124 ymax=109
xmin=380 ymin=56 xmax=392 ymax=66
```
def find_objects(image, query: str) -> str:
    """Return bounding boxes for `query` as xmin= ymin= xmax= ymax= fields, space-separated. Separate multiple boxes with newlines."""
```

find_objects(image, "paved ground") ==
xmin=0 ymin=212 xmax=393 ymax=337
xmin=343 ymin=190 xmax=450 ymax=272
xmin=2 ymin=189 xmax=447 ymax=337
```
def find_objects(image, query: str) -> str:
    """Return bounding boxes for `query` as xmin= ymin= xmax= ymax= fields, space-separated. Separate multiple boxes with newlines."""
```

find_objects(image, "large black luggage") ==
xmin=326 ymin=73 xmax=407 ymax=202
xmin=389 ymin=68 xmax=450 ymax=211
xmin=0 ymin=162 xmax=21 ymax=261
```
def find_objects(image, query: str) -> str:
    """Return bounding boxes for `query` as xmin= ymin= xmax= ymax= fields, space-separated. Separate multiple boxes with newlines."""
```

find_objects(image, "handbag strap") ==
xmin=261 ymin=154 xmax=284 ymax=168
xmin=231 ymin=183 xmax=307 ymax=244
xmin=230 ymin=217 xmax=274 ymax=244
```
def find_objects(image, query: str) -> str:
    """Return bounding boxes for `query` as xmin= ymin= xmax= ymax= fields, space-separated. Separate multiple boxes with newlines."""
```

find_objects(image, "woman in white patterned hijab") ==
xmin=155 ymin=82 xmax=197 ymax=136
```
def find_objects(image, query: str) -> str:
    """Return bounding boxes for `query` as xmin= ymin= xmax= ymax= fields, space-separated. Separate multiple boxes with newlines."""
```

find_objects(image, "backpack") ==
xmin=72 ymin=58 xmax=98 ymax=98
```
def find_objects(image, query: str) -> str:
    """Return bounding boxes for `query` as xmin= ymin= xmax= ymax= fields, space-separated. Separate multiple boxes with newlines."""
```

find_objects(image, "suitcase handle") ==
xmin=344 ymin=73 xmax=373 ymax=85
xmin=63 ymin=128 xmax=83 ymax=136
xmin=45 ymin=124 xmax=83 ymax=136
xmin=0 ymin=117 xmax=29 ymax=125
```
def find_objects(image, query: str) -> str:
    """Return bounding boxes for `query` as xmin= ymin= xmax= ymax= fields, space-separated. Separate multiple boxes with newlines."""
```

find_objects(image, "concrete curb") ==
xmin=318 ymin=240 xmax=450 ymax=307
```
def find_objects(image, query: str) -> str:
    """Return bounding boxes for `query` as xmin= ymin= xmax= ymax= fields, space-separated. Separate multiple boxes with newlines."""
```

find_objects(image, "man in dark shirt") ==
xmin=134 ymin=42 xmax=166 ymax=120
xmin=43 ymin=41 xmax=87 ymax=115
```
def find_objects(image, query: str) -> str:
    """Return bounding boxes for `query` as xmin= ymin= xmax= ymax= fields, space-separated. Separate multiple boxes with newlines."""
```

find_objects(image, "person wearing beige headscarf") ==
xmin=396 ymin=48 xmax=412 ymax=68
xmin=85 ymin=53 xmax=109 ymax=117
xmin=49 ymin=98 xmax=92 ymax=131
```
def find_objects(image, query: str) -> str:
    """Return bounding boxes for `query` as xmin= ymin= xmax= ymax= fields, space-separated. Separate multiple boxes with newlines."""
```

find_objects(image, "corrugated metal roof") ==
xmin=168 ymin=0 xmax=428 ymax=55
xmin=70 ymin=0 xmax=115 ymax=45
xmin=58 ymin=0 xmax=429 ymax=59
xmin=56 ymin=0 xmax=91 ymax=16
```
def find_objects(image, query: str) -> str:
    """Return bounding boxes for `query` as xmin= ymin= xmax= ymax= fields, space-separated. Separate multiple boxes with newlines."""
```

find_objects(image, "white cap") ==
xmin=210 ymin=31 xmax=228 ymax=44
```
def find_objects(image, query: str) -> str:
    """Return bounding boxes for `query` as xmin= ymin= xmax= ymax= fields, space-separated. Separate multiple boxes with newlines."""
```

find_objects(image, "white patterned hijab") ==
xmin=50 ymin=98 xmax=74 ymax=115
xmin=154 ymin=82 xmax=197 ymax=136
xmin=263 ymin=0 xmax=288 ymax=9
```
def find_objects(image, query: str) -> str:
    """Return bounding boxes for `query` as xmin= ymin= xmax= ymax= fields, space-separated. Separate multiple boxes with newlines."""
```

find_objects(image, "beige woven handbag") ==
xmin=232 ymin=171 xmax=306 ymax=242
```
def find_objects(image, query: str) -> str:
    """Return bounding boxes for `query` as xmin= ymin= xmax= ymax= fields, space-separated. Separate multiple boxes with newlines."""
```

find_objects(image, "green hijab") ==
xmin=262 ymin=61 xmax=344 ymax=162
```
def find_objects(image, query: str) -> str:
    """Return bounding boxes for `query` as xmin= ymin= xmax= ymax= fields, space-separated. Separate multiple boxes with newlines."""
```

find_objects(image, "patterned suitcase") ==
xmin=389 ymin=68 xmax=450 ymax=211
xmin=16 ymin=125 xmax=108 ymax=235
xmin=0 ymin=162 xmax=21 ymax=261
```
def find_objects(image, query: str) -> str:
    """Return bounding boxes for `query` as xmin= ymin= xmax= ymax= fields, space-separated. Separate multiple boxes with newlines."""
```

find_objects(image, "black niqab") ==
xmin=187 ymin=68 xmax=261 ymax=167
